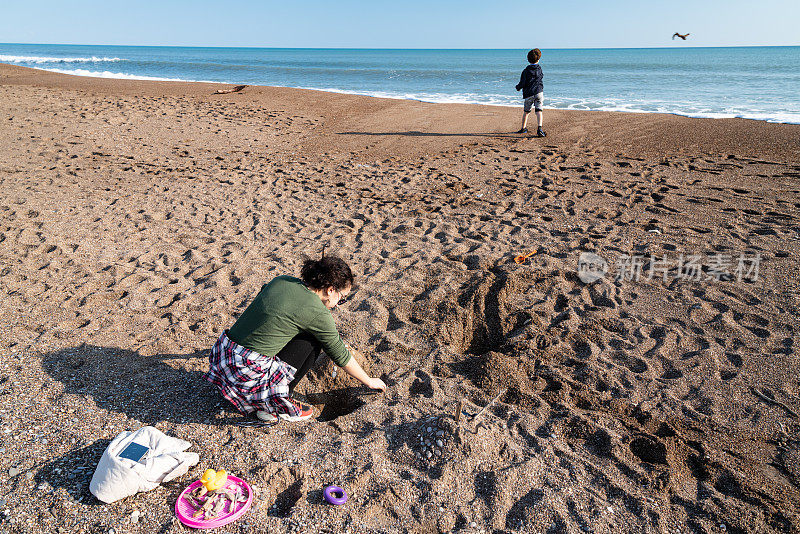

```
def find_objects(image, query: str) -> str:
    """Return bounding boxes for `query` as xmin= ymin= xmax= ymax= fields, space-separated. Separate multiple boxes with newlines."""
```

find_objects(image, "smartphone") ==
xmin=118 ymin=442 xmax=149 ymax=463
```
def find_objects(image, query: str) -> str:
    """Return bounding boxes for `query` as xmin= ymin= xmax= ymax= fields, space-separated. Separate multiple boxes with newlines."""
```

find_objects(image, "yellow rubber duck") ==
xmin=200 ymin=469 xmax=228 ymax=493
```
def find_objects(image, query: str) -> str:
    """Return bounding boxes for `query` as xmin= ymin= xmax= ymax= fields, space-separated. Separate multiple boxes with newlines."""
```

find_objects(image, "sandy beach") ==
xmin=1 ymin=62 xmax=799 ymax=533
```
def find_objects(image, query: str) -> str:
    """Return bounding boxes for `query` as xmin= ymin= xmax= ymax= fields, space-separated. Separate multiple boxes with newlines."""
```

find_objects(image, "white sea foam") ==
xmin=0 ymin=54 xmax=124 ymax=64
xmin=671 ymin=110 xmax=800 ymax=124
xmin=297 ymin=86 xmax=517 ymax=107
xmin=298 ymin=87 xmax=800 ymax=124
xmin=41 ymin=68 xmax=198 ymax=82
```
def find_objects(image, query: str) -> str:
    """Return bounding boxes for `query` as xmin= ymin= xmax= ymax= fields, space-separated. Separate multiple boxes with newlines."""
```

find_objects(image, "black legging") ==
xmin=275 ymin=332 xmax=322 ymax=393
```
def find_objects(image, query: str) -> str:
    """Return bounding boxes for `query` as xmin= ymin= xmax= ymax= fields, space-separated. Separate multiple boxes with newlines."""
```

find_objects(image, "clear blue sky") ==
xmin=3 ymin=0 xmax=798 ymax=48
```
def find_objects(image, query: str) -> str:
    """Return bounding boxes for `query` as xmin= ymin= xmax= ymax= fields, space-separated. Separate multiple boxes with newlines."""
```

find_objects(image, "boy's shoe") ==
xmin=256 ymin=400 xmax=314 ymax=423
xmin=536 ymin=128 xmax=547 ymax=137
xmin=516 ymin=128 xmax=528 ymax=134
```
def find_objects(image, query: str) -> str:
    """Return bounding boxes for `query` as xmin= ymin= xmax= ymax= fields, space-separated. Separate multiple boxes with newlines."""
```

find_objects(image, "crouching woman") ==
xmin=205 ymin=254 xmax=386 ymax=423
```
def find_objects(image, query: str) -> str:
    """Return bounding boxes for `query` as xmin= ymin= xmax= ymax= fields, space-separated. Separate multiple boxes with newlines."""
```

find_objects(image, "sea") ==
xmin=1 ymin=44 xmax=798 ymax=124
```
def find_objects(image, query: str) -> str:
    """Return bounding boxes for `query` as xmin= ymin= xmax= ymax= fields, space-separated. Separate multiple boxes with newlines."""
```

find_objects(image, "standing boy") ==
xmin=515 ymin=48 xmax=546 ymax=137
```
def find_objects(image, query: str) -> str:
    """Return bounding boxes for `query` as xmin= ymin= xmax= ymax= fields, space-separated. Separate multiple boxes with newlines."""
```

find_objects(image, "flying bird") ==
xmin=672 ymin=32 xmax=690 ymax=40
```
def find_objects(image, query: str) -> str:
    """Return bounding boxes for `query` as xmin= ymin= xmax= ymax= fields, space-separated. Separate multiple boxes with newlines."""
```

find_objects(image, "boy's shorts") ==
xmin=524 ymin=92 xmax=544 ymax=112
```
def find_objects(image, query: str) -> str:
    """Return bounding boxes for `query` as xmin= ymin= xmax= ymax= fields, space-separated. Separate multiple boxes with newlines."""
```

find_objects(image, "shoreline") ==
xmin=4 ymin=61 xmax=800 ymax=126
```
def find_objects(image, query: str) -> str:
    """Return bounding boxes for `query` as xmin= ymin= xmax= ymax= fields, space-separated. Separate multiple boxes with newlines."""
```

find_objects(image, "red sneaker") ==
xmin=256 ymin=400 xmax=314 ymax=423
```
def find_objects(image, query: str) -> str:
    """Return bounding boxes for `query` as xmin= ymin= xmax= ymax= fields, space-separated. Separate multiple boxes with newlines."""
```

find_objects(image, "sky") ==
xmin=2 ymin=0 xmax=799 ymax=48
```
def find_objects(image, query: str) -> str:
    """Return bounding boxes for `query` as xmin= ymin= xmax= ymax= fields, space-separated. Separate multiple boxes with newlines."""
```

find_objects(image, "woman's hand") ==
xmin=366 ymin=377 xmax=387 ymax=392
xmin=343 ymin=354 xmax=386 ymax=392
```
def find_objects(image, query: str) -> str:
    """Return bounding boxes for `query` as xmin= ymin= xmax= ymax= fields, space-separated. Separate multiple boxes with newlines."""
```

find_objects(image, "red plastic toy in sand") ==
xmin=175 ymin=475 xmax=252 ymax=529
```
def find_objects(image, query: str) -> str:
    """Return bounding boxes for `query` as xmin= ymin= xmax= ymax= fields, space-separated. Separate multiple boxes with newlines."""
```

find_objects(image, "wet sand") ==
xmin=1 ymin=63 xmax=799 ymax=533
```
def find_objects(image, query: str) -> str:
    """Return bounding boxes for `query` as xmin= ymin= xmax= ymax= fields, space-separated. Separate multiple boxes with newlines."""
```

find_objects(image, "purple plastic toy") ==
xmin=323 ymin=485 xmax=348 ymax=505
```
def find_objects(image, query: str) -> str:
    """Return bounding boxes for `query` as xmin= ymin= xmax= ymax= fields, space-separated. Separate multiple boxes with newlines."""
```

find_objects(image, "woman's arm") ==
xmin=342 ymin=344 xmax=387 ymax=392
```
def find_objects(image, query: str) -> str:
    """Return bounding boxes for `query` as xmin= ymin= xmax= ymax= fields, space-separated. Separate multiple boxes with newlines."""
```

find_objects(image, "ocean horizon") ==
xmin=2 ymin=43 xmax=799 ymax=124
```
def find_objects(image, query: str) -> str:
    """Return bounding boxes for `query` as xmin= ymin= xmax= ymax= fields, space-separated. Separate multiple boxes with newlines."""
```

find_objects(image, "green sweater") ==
xmin=227 ymin=275 xmax=352 ymax=367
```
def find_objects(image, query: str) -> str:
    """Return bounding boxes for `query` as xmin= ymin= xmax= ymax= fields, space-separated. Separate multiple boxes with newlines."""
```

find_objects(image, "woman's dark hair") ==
xmin=301 ymin=250 xmax=354 ymax=291
xmin=527 ymin=48 xmax=541 ymax=63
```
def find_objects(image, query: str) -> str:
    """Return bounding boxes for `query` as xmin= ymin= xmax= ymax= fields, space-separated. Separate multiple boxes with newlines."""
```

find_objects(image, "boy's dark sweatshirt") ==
xmin=516 ymin=63 xmax=543 ymax=98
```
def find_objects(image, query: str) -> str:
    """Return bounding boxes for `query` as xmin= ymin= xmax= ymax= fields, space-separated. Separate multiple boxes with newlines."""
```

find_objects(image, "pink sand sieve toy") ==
xmin=175 ymin=474 xmax=253 ymax=529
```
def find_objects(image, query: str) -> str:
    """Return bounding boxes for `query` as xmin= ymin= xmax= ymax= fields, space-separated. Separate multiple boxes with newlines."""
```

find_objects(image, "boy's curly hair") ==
xmin=527 ymin=48 xmax=542 ymax=64
xmin=301 ymin=248 xmax=355 ymax=291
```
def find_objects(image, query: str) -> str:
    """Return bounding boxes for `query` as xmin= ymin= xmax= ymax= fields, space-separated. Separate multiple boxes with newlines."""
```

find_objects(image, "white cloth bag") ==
xmin=90 ymin=426 xmax=200 ymax=504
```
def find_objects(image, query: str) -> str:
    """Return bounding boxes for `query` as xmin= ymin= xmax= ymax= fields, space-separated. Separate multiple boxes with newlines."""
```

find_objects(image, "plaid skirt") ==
xmin=204 ymin=330 xmax=300 ymax=417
